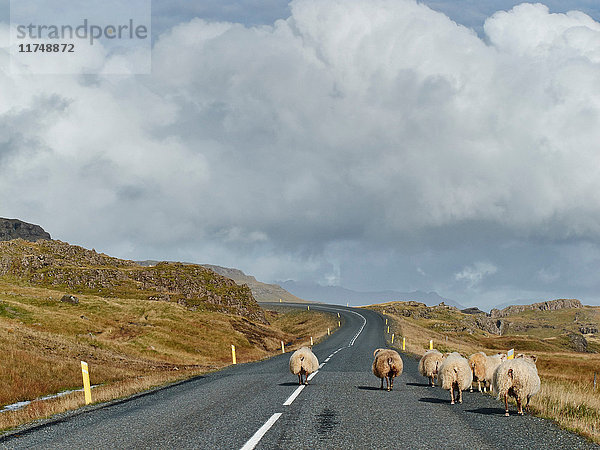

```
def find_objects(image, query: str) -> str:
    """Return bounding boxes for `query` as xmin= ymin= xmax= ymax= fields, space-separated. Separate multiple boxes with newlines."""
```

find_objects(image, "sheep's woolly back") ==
xmin=493 ymin=358 xmax=540 ymax=401
xmin=289 ymin=347 xmax=319 ymax=375
xmin=484 ymin=354 xmax=506 ymax=386
xmin=468 ymin=352 xmax=487 ymax=381
xmin=372 ymin=349 xmax=403 ymax=378
xmin=418 ymin=349 xmax=443 ymax=377
xmin=438 ymin=353 xmax=473 ymax=391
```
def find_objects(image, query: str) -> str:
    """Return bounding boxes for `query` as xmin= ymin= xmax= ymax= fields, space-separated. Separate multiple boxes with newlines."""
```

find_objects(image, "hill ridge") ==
xmin=0 ymin=239 xmax=265 ymax=322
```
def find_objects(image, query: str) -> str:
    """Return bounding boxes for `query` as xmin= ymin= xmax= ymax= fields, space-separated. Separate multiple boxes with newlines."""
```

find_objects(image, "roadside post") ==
xmin=80 ymin=361 xmax=92 ymax=405
xmin=391 ymin=333 xmax=395 ymax=344
xmin=231 ymin=345 xmax=237 ymax=364
xmin=507 ymin=348 xmax=515 ymax=359
xmin=429 ymin=340 xmax=433 ymax=350
xmin=281 ymin=341 xmax=285 ymax=353
xmin=402 ymin=337 xmax=406 ymax=351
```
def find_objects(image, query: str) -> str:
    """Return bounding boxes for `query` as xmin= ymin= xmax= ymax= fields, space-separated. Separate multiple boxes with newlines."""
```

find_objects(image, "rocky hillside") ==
xmin=490 ymin=299 xmax=582 ymax=318
xmin=0 ymin=218 xmax=51 ymax=242
xmin=0 ymin=239 xmax=266 ymax=323
xmin=371 ymin=298 xmax=599 ymax=353
xmin=202 ymin=265 xmax=307 ymax=303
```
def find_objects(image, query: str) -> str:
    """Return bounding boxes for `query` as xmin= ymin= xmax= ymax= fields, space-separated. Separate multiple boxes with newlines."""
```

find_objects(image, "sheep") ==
xmin=468 ymin=352 xmax=487 ymax=393
xmin=483 ymin=353 xmax=507 ymax=393
xmin=438 ymin=352 xmax=473 ymax=404
xmin=289 ymin=347 xmax=319 ymax=385
xmin=418 ymin=349 xmax=443 ymax=387
xmin=372 ymin=348 xmax=403 ymax=391
xmin=493 ymin=354 xmax=540 ymax=416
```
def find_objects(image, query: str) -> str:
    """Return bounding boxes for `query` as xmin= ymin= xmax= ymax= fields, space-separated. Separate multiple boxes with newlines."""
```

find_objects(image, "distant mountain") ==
xmin=279 ymin=280 xmax=464 ymax=309
xmin=0 ymin=218 xmax=51 ymax=242
xmin=202 ymin=265 xmax=308 ymax=303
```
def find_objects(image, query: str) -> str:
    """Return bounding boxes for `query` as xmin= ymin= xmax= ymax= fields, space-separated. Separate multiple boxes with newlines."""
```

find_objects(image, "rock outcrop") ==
xmin=0 ymin=218 xmax=51 ymax=242
xmin=490 ymin=299 xmax=583 ymax=318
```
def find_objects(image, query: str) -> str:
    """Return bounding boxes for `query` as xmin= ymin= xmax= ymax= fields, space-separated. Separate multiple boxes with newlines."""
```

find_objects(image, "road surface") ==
xmin=1 ymin=303 xmax=596 ymax=449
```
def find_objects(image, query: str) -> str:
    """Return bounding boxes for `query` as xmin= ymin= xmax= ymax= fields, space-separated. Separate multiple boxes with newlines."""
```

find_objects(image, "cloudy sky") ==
xmin=2 ymin=0 xmax=600 ymax=309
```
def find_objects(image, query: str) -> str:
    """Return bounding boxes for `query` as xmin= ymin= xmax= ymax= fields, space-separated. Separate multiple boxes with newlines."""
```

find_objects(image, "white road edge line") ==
xmin=318 ymin=363 xmax=325 ymax=369
xmin=307 ymin=370 xmax=319 ymax=381
xmin=240 ymin=412 xmax=282 ymax=450
xmin=283 ymin=385 xmax=305 ymax=406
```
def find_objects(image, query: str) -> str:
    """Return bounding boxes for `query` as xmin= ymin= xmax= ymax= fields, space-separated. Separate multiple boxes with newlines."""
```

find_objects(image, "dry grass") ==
xmin=0 ymin=281 xmax=337 ymax=432
xmin=366 ymin=302 xmax=600 ymax=444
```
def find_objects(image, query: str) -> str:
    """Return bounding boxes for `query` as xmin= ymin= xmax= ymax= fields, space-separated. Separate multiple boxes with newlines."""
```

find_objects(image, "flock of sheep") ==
xmin=419 ymin=349 xmax=541 ymax=415
xmin=289 ymin=345 xmax=541 ymax=417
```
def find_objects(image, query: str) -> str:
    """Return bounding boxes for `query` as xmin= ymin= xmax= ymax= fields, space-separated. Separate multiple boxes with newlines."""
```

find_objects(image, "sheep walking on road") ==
xmin=289 ymin=347 xmax=319 ymax=385
xmin=372 ymin=348 xmax=403 ymax=391
xmin=493 ymin=355 xmax=540 ymax=416
xmin=468 ymin=352 xmax=487 ymax=392
xmin=483 ymin=353 xmax=507 ymax=393
xmin=438 ymin=352 xmax=473 ymax=404
xmin=418 ymin=349 xmax=443 ymax=387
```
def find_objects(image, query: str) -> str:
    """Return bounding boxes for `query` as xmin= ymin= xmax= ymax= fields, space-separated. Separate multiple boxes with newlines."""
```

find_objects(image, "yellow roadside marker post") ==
xmin=327 ymin=328 xmax=330 ymax=335
xmin=338 ymin=321 xmax=341 ymax=327
xmin=279 ymin=299 xmax=282 ymax=303
xmin=80 ymin=361 xmax=92 ymax=405
xmin=429 ymin=340 xmax=433 ymax=350
xmin=310 ymin=336 xmax=313 ymax=346
xmin=281 ymin=341 xmax=285 ymax=353
xmin=387 ymin=326 xmax=390 ymax=334
xmin=391 ymin=334 xmax=395 ymax=344
xmin=385 ymin=318 xmax=388 ymax=325
xmin=307 ymin=305 xmax=310 ymax=311
xmin=507 ymin=348 xmax=515 ymax=359
xmin=231 ymin=345 xmax=237 ymax=364
xmin=337 ymin=312 xmax=340 ymax=318
xmin=402 ymin=337 xmax=406 ymax=351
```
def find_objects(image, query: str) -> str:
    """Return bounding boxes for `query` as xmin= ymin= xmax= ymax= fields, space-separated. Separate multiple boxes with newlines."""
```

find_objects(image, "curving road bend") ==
xmin=0 ymin=304 xmax=596 ymax=449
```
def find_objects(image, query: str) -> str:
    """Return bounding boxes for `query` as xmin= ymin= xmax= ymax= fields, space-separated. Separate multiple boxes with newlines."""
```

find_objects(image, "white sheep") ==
xmin=468 ymin=352 xmax=487 ymax=392
xmin=438 ymin=352 xmax=473 ymax=404
xmin=372 ymin=348 xmax=403 ymax=391
xmin=289 ymin=347 xmax=319 ymax=385
xmin=418 ymin=349 xmax=443 ymax=387
xmin=483 ymin=353 xmax=507 ymax=393
xmin=493 ymin=354 xmax=540 ymax=416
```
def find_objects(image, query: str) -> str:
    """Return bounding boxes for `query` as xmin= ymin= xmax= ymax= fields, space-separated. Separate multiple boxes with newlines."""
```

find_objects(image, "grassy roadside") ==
xmin=0 ymin=282 xmax=337 ymax=432
xmin=365 ymin=302 xmax=600 ymax=444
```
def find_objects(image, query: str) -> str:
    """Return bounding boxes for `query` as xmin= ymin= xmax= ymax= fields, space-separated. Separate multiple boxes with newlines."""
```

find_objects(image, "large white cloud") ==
xmin=2 ymin=0 xmax=600 ymax=306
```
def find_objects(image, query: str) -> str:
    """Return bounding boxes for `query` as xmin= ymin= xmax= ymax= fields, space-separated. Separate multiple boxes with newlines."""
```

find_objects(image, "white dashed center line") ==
xmin=283 ymin=385 xmax=305 ymax=406
xmin=240 ymin=413 xmax=282 ymax=450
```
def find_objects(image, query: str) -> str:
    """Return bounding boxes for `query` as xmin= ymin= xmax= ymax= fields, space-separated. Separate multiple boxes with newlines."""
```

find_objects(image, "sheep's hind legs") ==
xmin=450 ymin=385 xmax=455 ymax=405
xmin=517 ymin=398 xmax=523 ymax=415
xmin=504 ymin=393 xmax=510 ymax=416
xmin=380 ymin=377 xmax=384 ymax=390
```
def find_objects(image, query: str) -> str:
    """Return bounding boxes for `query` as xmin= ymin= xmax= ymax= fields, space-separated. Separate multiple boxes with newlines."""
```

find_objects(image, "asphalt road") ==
xmin=1 ymin=303 xmax=597 ymax=449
